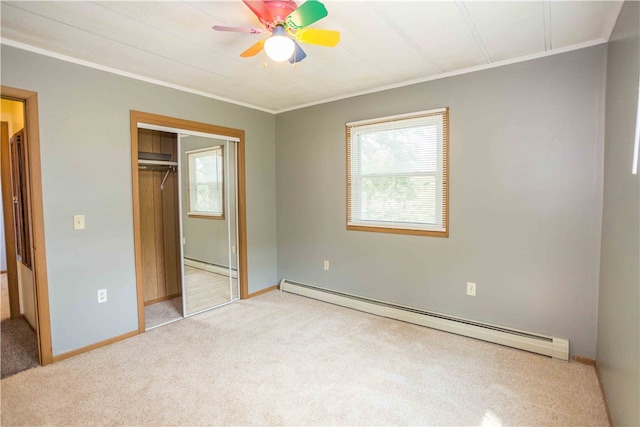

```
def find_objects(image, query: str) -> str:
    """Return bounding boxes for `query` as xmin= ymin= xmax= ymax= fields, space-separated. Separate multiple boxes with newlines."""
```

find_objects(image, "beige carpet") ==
xmin=144 ymin=266 xmax=239 ymax=330
xmin=144 ymin=297 xmax=183 ymax=330
xmin=184 ymin=265 xmax=238 ymax=315
xmin=0 ymin=291 xmax=608 ymax=426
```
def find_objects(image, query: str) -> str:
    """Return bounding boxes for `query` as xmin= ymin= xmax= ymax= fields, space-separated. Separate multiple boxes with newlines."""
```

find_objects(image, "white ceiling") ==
xmin=0 ymin=1 xmax=624 ymax=113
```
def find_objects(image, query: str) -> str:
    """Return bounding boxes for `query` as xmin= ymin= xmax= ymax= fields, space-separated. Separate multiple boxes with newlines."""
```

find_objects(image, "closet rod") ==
xmin=138 ymin=160 xmax=177 ymax=190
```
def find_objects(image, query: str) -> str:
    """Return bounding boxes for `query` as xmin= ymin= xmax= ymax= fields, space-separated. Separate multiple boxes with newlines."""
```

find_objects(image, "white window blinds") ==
xmin=347 ymin=108 xmax=449 ymax=237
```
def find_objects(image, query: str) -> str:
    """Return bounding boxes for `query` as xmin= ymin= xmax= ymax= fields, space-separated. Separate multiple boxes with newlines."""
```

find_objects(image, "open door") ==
xmin=1 ymin=121 xmax=20 ymax=319
xmin=1 ymin=86 xmax=52 ymax=365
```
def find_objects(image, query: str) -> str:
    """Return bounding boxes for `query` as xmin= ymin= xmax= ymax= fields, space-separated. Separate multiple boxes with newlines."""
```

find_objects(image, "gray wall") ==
xmin=0 ymin=45 xmax=278 ymax=356
xmin=276 ymin=46 xmax=607 ymax=358
xmin=181 ymin=135 xmax=237 ymax=269
xmin=597 ymin=1 xmax=640 ymax=425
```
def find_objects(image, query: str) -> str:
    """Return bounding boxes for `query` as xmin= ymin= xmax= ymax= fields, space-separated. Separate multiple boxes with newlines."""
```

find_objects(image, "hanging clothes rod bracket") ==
xmin=160 ymin=166 xmax=176 ymax=190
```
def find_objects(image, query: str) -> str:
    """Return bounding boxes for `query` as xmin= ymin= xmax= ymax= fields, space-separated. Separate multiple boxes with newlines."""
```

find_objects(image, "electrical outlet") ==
xmin=323 ymin=260 xmax=330 ymax=271
xmin=97 ymin=289 xmax=107 ymax=303
xmin=467 ymin=282 xmax=476 ymax=296
xmin=232 ymin=245 xmax=236 ymax=254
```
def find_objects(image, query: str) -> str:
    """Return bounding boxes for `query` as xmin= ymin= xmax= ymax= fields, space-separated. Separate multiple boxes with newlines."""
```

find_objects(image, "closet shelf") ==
xmin=138 ymin=159 xmax=178 ymax=171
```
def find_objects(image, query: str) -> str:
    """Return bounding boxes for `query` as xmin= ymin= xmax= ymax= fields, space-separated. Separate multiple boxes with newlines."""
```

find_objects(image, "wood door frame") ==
xmin=1 ymin=86 xmax=53 ymax=365
xmin=130 ymin=110 xmax=249 ymax=333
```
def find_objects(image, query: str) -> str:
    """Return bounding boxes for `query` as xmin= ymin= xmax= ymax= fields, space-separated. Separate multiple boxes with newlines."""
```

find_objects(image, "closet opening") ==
xmin=137 ymin=129 xmax=182 ymax=329
xmin=130 ymin=111 xmax=248 ymax=332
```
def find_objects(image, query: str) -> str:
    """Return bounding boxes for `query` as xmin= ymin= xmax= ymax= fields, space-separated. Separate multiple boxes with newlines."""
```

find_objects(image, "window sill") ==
xmin=188 ymin=213 xmax=224 ymax=220
xmin=347 ymin=224 xmax=448 ymax=238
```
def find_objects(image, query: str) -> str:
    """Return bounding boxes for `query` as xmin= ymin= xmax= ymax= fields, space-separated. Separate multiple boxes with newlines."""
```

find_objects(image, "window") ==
xmin=187 ymin=147 xmax=224 ymax=219
xmin=347 ymin=108 xmax=449 ymax=237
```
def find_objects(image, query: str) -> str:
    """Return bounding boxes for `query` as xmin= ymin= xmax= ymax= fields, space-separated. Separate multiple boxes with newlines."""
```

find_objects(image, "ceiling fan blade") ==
xmin=295 ymin=28 xmax=340 ymax=47
xmin=242 ymin=0 xmax=274 ymax=25
xmin=213 ymin=25 xmax=265 ymax=34
xmin=285 ymin=0 xmax=328 ymax=30
xmin=240 ymin=39 xmax=266 ymax=57
xmin=288 ymin=40 xmax=307 ymax=64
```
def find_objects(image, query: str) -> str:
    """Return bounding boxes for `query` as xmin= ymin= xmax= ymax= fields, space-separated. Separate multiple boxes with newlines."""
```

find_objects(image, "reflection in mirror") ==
xmin=187 ymin=147 xmax=224 ymax=219
xmin=181 ymin=136 xmax=238 ymax=316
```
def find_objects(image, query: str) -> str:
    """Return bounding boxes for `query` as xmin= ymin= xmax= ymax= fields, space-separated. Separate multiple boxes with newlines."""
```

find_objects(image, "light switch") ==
xmin=467 ymin=282 xmax=476 ymax=296
xmin=73 ymin=215 xmax=85 ymax=230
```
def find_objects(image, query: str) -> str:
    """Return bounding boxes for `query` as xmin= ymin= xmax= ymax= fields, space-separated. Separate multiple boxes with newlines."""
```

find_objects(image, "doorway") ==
xmin=130 ymin=111 xmax=248 ymax=332
xmin=0 ymin=86 xmax=53 ymax=372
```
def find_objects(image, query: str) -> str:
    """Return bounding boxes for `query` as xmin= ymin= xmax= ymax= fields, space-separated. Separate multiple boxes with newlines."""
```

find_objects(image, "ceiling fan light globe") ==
xmin=265 ymin=35 xmax=295 ymax=62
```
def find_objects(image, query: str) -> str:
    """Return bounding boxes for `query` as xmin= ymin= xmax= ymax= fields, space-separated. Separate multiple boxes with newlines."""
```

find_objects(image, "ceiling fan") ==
xmin=213 ymin=0 xmax=340 ymax=64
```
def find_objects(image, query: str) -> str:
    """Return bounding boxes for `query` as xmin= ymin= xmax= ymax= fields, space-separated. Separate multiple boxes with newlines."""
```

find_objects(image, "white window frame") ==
xmin=187 ymin=146 xmax=224 ymax=220
xmin=346 ymin=108 xmax=449 ymax=237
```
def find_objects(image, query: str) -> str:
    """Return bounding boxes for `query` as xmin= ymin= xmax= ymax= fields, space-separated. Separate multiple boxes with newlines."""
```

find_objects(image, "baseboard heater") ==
xmin=184 ymin=258 xmax=237 ymax=279
xmin=279 ymin=279 xmax=569 ymax=361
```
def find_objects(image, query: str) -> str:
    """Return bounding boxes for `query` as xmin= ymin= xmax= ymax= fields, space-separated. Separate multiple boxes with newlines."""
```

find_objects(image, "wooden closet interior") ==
xmin=137 ymin=129 xmax=182 ymax=307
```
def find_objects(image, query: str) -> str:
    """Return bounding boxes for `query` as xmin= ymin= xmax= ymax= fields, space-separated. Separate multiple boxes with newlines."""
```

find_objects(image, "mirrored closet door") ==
xmin=179 ymin=135 xmax=239 ymax=316
xmin=136 ymin=123 xmax=240 ymax=330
